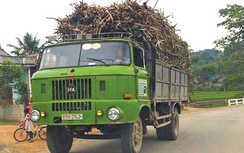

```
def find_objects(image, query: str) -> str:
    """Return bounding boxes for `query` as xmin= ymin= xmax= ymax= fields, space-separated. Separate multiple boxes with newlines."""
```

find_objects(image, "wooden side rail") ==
xmin=195 ymin=100 xmax=227 ymax=107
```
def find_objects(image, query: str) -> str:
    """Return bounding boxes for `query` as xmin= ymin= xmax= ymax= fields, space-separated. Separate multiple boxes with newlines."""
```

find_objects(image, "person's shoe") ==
xmin=26 ymin=138 xmax=31 ymax=141
xmin=28 ymin=139 xmax=34 ymax=143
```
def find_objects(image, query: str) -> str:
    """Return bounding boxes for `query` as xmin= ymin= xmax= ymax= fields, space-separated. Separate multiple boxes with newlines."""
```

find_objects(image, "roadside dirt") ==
xmin=0 ymin=124 xmax=102 ymax=153
xmin=0 ymin=106 xmax=203 ymax=153
xmin=0 ymin=125 xmax=48 ymax=153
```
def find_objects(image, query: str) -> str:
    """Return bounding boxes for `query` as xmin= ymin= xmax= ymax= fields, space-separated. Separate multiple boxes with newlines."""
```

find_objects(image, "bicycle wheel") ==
xmin=13 ymin=128 xmax=28 ymax=142
xmin=38 ymin=126 xmax=47 ymax=140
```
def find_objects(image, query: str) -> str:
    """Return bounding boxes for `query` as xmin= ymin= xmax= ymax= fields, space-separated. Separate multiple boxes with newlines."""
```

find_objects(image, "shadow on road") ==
xmin=70 ymin=131 xmax=176 ymax=153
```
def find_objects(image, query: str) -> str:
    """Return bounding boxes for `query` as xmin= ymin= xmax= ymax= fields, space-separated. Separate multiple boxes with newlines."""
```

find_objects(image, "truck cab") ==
xmin=31 ymin=33 xmax=187 ymax=153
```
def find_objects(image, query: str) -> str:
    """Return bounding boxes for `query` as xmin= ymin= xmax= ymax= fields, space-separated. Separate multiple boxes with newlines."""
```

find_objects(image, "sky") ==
xmin=1 ymin=0 xmax=244 ymax=54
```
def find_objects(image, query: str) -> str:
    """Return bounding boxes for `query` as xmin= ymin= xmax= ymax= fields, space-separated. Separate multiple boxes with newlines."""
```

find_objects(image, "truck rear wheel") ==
xmin=46 ymin=126 xmax=73 ymax=153
xmin=156 ymin=110 xmax=167 ymax=140
xmin=156 ymin=126 xmax=167 ymax=140
xmin=120 ymin=116 xmax=143 ymax=153
xmin=165 ymin=108 xmax=179 ymax=140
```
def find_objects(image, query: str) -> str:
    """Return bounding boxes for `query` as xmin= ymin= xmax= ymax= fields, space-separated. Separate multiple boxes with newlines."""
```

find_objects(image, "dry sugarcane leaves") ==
xmin=51 ymin=0 xmax=191 ymax=73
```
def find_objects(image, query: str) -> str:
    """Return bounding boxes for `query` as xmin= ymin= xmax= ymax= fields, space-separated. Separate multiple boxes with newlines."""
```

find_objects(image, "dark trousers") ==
xmin=27 ymin=131 xmax=33 ymax=138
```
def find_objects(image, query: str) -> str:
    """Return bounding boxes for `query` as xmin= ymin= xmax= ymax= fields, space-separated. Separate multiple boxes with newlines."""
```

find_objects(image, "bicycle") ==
xmin=13 ymin=120 xmax=47 ymax=142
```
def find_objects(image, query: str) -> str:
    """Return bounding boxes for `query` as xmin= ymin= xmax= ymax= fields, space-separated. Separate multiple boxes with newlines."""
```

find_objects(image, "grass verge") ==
xmin=191 ymin=91 xmax=244 ymax=102
xmin=190 ymin=91 xmax=244 ymax=108
xmin=0 ymin=119 xmax=18 ymax=125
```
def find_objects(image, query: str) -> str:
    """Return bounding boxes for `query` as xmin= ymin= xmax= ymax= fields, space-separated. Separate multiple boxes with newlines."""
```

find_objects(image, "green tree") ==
xmin=0 ymin=61 xmax=24 ymax=104
xmin=15 ymin=81 xmax=29 ymax=105
xmin=196 ymin=63 xmax=218 ymax=84
xmin=0 ymin=61 xmax=23 ymax=85
xmin=221 ymin=49 xmax=244 ymax=90
xmin=190 ymin=54 xmax=200 ymax=68
xmin=190 ymin=49 xmax=222 ymax=88
xmin=7 ymin=32 xmax=43 ymax=56
xmin=215 ymin=4 xmax=244 ymax=49
xmin=215 ymin=4 xmax=244 ymax=90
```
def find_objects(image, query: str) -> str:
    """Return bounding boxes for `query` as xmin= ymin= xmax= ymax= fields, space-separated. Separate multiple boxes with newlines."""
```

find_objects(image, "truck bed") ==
xmin=154 ymin=61 xmax=188 ymax=103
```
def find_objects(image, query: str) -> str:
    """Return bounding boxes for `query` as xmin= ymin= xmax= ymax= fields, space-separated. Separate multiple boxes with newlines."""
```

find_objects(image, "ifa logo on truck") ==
xmin=67 ymin=84 xmax=76 ymax=96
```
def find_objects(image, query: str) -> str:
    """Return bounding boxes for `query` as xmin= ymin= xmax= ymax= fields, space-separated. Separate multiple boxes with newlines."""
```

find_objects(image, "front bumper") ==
xmin=32 ymin=99 xmax=149 ymax=126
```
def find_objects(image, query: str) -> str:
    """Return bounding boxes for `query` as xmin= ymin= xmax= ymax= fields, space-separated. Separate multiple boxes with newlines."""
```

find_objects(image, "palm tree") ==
xmin=7 ymin=32 xmax=43 ymax=56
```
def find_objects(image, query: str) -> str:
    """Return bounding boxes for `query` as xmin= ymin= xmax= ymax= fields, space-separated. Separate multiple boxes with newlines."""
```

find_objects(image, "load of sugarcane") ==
xmin=51 ymin=0 xmax=191 ymax=72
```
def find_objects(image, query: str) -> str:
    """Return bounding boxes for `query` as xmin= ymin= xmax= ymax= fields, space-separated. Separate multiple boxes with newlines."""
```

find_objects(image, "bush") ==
xmin=15 ymin=81 xmax=28 ymax=105
xmin=193 ymin=84 xmax=223 ymax=91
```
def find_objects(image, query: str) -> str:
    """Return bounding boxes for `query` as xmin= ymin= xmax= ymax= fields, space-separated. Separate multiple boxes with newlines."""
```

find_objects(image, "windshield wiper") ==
xmin=86 ymin=58 xmax=109 ymax=66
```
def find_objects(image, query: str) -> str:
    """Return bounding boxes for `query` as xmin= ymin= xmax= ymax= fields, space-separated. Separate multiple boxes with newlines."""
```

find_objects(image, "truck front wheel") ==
xmin=165 ymin=107 xmax=179 ymax=140
xmin=46 ymin=126 xmax=73 ymax=153
xmin=120 ymin=116 xmax=143 ymax=153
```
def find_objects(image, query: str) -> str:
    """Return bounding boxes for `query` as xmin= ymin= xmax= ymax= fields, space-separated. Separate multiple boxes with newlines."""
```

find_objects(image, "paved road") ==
xmin=67 ymin=105 xmax=244 ymax=153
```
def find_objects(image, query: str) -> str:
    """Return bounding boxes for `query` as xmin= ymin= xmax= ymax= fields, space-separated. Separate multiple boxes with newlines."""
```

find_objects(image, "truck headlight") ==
xmin=108 ymin=108 xmax=120 ymax=121
xmin=31 ymin=110 xmax=40 ymax=122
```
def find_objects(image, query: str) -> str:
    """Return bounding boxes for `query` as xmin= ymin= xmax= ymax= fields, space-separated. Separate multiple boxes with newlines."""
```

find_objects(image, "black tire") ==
xmin=156 ymin=126 xmax=167 ymax=140
xmin=164 ymin=108 xmax=179 ymax=140
xmin=155 ymin=110 xmax=167 ymax=140
xmin=38 ymin=126 xmax=47 ymax=140
xmin=46 ymin=126 xmax=73 ymax=153
xmin=13 ymin=128 xmax=28 ymax=142
xmin=121 ymin=116 xmax=143 ymax=153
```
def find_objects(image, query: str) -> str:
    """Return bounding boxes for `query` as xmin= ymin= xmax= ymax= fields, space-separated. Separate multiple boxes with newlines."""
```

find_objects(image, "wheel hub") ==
xmin=133 ymin=121 xmax=142 ymax=147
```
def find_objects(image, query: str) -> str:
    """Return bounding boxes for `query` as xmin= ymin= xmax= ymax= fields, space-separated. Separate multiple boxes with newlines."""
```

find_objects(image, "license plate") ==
xmin=61 ymin=114 xmax=83 ymax=120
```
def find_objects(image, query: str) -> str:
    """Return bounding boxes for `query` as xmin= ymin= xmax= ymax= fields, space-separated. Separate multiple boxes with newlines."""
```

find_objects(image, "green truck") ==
xmin=31 ymin=33 xmax=189 ymax=153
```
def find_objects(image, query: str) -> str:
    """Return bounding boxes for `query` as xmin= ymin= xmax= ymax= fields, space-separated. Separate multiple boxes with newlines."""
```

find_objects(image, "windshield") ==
xmin=39 ymin=42 xmax=130 ymax=69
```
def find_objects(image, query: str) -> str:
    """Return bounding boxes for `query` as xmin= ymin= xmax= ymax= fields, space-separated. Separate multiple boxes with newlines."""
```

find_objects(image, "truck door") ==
xmin=133 ymin=47 xmax=149 ymax=100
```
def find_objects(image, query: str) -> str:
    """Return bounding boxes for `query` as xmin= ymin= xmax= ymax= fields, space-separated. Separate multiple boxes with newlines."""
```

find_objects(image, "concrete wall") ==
xmin=0 ymin=104 xmax=24 ymax=121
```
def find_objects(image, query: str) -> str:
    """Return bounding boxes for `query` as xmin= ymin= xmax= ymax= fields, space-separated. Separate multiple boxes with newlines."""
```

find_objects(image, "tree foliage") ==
xmin=190 ymin=54 xmax=200 ymax=67
xmin=221 ymin=48 xmax=244 ymax=90
xmin=190 ymin=49 xmax=223 ymax=91
xmin=191 ymin=5 xmax=244 ymax=91
xmin=215 ymin=4 xmax=244 ymax=49
xmin=196 ymin=63 xmax=218 ymax=84
xmin=0 ymin=61 xmax=25 ymax=104
xmin=15 ymin=81 xmax=29 ymax=105
xmin=0 ymin=61 xmax=23 ymax=85
xmin=191 ymin=49 xmax=222 ymax=65
xmin=214 ymin=4 xmax=244 ymax=90
xmin=7 ymin=32 xmax=43 ymax=56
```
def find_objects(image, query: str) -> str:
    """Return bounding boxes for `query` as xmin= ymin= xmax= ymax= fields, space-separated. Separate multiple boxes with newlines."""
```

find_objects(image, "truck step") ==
xmin=155 ymin=114 xmax=171 ymax=120
xmin=155 ymin=120 xmax=171 ymax=128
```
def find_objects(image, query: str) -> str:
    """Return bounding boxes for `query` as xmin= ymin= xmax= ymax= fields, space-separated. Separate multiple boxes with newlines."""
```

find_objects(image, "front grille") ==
xmin=52 ymin=101 xmax=92 ymax=111
xmin=52 ymin=79 xmax=92 ymax=100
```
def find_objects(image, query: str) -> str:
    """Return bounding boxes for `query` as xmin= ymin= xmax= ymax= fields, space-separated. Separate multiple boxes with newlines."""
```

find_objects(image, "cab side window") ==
xmin=133 ymin=47 xmax=144 ymax=68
